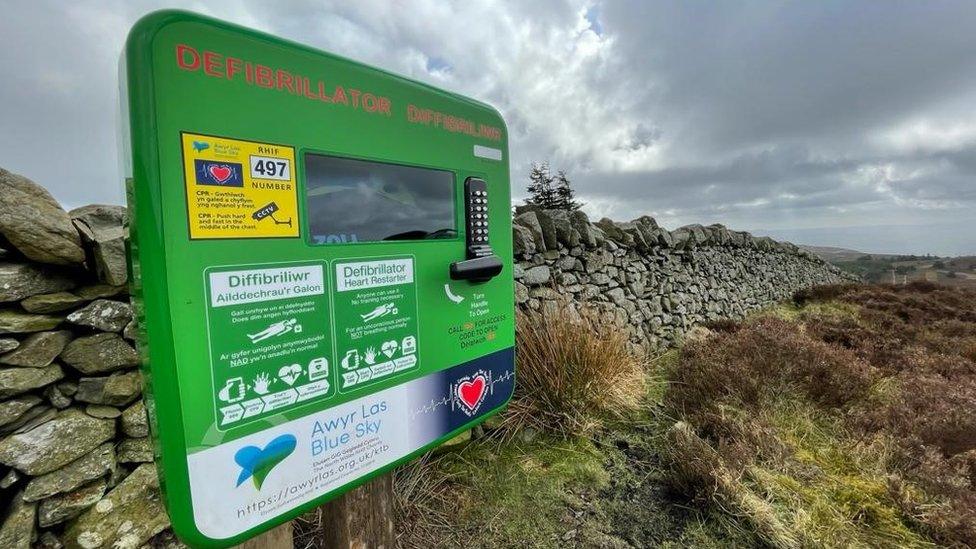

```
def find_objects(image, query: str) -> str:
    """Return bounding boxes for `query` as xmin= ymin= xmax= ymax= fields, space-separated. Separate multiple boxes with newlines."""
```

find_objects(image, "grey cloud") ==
xmin=0 ymin=0 xmax=974 ymax=254
xmin=603 ymin=2 xmax=976 ymax=152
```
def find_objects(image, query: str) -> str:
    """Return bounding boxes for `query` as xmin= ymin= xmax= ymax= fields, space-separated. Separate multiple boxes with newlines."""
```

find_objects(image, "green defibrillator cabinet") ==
xmin=120 ymin=10 xmax=514 ymax=547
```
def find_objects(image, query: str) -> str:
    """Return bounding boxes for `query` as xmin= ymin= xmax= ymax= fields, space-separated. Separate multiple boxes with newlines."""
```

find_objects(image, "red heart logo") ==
xmin=458 ymin=375 xmax=486 ymax=410
xmin=208 ymin=165 xmax=233 ymax=183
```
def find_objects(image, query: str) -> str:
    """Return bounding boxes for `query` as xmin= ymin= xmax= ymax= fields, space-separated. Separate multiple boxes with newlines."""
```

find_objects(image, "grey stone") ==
xmin=512 ymin=224 xmax=536 ymax=256
xmin=0 ymin=468 xmax=20 ymax=489
xmin=595 ymin=218 xmax=634 ymax=246
xmin=0 ymin=168 xmax=85 ymax=265
xmin=36 ymin=532 xmax=63 ymax=549
xmin=117 ymin=437 xmax=153 ymax=464
xmin=85 ymin=405 xmax=121 ymax=419
xmin=514 ymin=282 xmax=529 ymax=304
xmin=567 ymin=210 xmax=596 ymax=248
xmin=140 ymin=530 xmax=187 ymax=549
xmin=74 ymin=285 xmax=126 ymax=301
xmin=122 ymin=320 xmax=136 ymax=341
xmin=670 ymin=228 xmax=691 ymax=250
xmin=0 ymin=309 xmax=63 ymax=334
xmin=0 ymin=262 xmax=75 ymax=302
xmin=634 ymin=215 xmax=658 ymax=234
xmin=755 ymin=236 xmax=776 ymax=251
xmin=533 ymin=210 xmax=559 ymax=251
xmin=559 ymin=272 xmax=578 ymax=285
xmin=67 ymin=300 xmax=132 ymax=333
xmin=75 ymin=371 xmax=142 ymax=406
xmin=514 ymin=211 xmax=547 ymax=252
xmin=38 ymin=479 xmax=107 ymax=527
xmin=24 ymin=443 xmax=115 ymax=502
xmin=1 ymin=330 xmax=72 ymax=367
xmin=566 ymin=229 xmax=581 ymax=248
xmin=120 ymin=400 xmax=148 ymax=438
xmin=607 ymin=287 xmax=627 ymax=305
xmin=680 ymin=224 xmax=707 ymax=246
xmin=60 ymin=333 xmax=139 ymax=374
xmin=523 ymin=265 xmax=551 ymax=286
xmin=653 ymin=227 xmax=674 ymax=248
xmin=581 ymin=284 xmax=601 ymax=299
xmin=583 ymin=250 xmax=612 ymax=273
xmin=513 ymin=263 xmax=526 ymax=280
xmin=58 ymin=379 xmax=78 ymax=396
xmin=590 ymin=272 xmax=614 ymax=286
xmin=2 ymin=404 xmax=55 ymax=435
xmin=0 ymin=409 xmax=114 ymax=475
xmin=70 ymin=205 xmax=128 ymax=286
xmin=58 ymin=380 xmax=78 ymax=396
xmin=21 ymin=291 xmax=86 ymax=313
xmin=0 ymin=337 xmax=18 ymax=353
xmin=621 ymin=222 xmax=650 ymax=250
xmin=0 ymin=363 xmax=64 ymax=398
xmin=0 ymin=491 xmax=36 ymax=549
xmin=555 ymin=255 xmax=577 ymax=271
xmin=708 ymin=224 xmax=730 ymax=245
xmin=528 ymin=287 xmax=560 ymax=300
xmin=64 ymin=464 xmax=169 ymax=549
xmin=45 ymin=384 xmax=73 ymax=409
xmin=0 ymin=394 xmax=41 ymax=427
xmin=546 ymin=209 xmax=574 ymax=247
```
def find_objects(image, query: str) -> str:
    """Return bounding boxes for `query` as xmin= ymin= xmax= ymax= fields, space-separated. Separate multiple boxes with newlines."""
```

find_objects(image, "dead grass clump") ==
xmin=504 ymin=305 xmax=646 ymax=436
xmin=392 ymin=453 xmax=462 ymax=549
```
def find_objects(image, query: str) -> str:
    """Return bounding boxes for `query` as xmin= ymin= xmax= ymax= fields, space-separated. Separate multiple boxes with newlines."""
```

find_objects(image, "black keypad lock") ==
xmin=450 ymin=177 xmax=503 ymax=282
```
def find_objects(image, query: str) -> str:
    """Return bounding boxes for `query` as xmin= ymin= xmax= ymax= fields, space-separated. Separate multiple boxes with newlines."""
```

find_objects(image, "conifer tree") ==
xmin=554 ymin=169 xmax=582 ymax=211
xmin=526 ymin=162 xmax=557 ymax=208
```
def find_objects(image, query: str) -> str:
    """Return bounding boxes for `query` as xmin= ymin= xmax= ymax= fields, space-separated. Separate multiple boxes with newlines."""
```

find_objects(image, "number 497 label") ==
xmin=250 ymin=155 xmax=291 ymax=180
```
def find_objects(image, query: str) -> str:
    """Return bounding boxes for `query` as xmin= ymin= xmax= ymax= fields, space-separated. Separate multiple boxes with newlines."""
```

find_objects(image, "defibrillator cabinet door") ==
xmin=123 ymin=10 xmax=515 ymax=547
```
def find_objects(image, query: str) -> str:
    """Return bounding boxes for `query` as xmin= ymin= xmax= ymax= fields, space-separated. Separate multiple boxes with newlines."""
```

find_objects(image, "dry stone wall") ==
xmin=512 ymin=206 xmax=858 ymax=350
xmin=0 ymin=168 xmax=178 ymax=549
xmin=0 ymin=166 xmax=855 ymax=548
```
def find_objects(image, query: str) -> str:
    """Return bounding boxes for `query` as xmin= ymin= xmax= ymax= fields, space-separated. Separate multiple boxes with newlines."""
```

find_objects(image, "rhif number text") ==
xmin=250 ymin=156 xmax=291 ymax=180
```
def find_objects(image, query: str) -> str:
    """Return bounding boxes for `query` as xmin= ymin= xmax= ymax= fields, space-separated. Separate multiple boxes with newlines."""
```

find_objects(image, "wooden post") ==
xmin=235 ymin=522 xmax=293 ymax=549
xmin=317 ymin=474 xmax=396 ymax=549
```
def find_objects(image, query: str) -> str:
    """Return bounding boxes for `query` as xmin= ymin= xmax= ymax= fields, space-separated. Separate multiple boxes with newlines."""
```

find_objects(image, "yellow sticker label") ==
xmin=181 ymin=133 xmax=299 ymax=239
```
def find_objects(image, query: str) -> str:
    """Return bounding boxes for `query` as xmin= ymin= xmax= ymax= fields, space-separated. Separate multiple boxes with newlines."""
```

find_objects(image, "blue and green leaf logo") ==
xmin=234 ymin=433 xmax=297 ymax=490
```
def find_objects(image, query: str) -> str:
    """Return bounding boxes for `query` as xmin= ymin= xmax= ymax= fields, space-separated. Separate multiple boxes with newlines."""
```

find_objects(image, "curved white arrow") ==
xmin=444 ymin=283 xmax=464 ymax=304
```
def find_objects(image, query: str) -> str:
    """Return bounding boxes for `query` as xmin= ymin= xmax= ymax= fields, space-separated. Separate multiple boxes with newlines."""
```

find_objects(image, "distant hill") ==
xmin=798 ymin=245 xmax=976 ymax=287
xmin=798 ymin=245 xmax=877 ymax=262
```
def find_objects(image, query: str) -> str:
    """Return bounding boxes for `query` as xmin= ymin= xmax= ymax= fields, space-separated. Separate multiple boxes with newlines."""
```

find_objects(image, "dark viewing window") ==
xmin=304 ymin=154 xmax=456 ymax=244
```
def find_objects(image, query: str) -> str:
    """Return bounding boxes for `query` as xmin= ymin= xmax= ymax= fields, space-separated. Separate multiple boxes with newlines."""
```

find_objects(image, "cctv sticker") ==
xmin=181 ymin=133 xmax=299 ymax=239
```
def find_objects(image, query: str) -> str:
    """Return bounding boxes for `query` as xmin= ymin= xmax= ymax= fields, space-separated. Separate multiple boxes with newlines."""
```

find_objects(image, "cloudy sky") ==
xmin=2 ymin=1 xmax=975 ymax=255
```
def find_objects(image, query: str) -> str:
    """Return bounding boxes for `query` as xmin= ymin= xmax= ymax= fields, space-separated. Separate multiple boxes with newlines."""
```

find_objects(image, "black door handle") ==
xmin=450 ymin=255 xmax=503 ymax=283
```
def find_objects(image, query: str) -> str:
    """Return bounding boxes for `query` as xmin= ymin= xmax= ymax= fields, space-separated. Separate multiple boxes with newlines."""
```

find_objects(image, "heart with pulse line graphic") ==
xmin=457 ymin=374 xmax=487 ymax=412
xmin=207 ymin=164 xmax=233 ymax=183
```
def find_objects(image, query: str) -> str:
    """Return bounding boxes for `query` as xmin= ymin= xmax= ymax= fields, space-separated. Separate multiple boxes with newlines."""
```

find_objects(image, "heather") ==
xmin=390 ymin=283 xmax=976 ymax=548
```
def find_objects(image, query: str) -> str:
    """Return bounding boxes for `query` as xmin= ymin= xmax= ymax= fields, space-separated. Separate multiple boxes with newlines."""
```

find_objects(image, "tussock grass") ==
xmin=502 ymin=304 xmax=646 ymax=436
